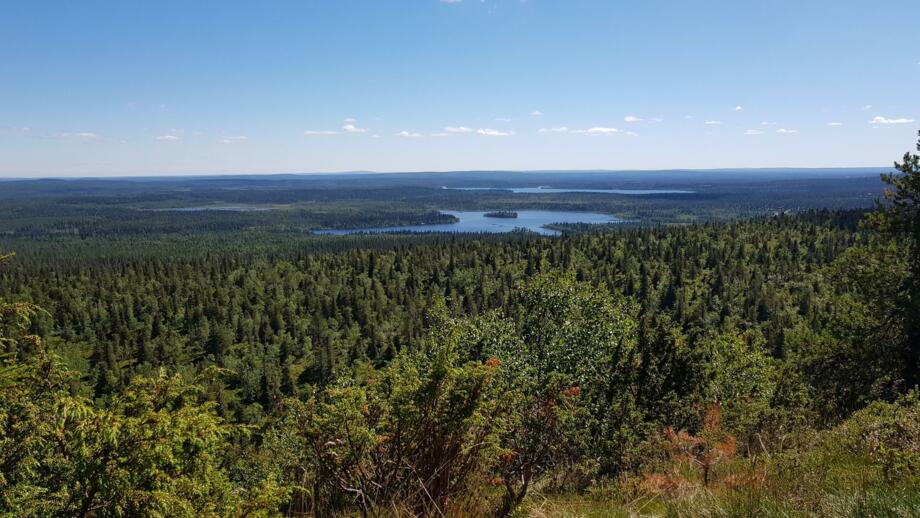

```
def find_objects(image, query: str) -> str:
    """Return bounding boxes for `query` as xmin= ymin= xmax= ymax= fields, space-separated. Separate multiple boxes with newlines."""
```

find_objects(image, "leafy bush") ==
xmin=266 ymin=304 xmax=505 ymax=516
xmin=829 ymin=392 xmax=920 ymax=484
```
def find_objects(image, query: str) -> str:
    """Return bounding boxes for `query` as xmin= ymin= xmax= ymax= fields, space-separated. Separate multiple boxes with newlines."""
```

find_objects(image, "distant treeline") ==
xmin=0 ymin=171 xmax=883 ymax=241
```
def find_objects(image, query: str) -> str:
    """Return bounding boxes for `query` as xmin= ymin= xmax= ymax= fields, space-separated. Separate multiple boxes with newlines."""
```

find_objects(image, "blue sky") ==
xmin=1 ymin=0 xmax=918 ymax=177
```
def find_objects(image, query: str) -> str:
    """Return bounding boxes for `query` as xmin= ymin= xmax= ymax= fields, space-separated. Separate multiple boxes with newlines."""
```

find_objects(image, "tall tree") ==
xmin=871 ymin=130 xmax=920 ymax=387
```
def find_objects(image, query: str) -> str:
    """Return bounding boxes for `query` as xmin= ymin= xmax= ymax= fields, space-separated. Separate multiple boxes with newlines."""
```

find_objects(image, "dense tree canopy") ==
xmin=1 ymin=137 xmax=919 ymax=515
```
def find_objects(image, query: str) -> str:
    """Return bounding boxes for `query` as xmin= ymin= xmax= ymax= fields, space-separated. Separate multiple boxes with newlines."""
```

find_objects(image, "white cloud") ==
xmin=476 ymin=128 xmax=513 ymax=136
xmin=541 ymin=126 xmax=631 ymax=136
xmin=531 ymin=110 xmax=543 ymax=117
xmin=303 ymin=130 xmax=339 ymax=136
xmin=396 ymin=131 xmax=423 ymax=138
xmin=826 ymin=122 xmax=843 ymax=127
xmin=862 ymin=104 xmax=873 ymax=111
xmin=444 ymin=126 xmax=473 ymax=133
xmin=156 ymin=134 xmax=180 ymax=141
xmin=494 ymin=117 xmax=512 ymax=123
xmin=220 ymin=135 xmax=248 ymax=144
xmin=870 ymin=116 xmax=915 ymax=125
xmin=440 ymin=0 xmax=462 ymax=3
xmin=572 ymin=127 xmax=620 ymax=136
xmin=744 ymin=129 xmax=763 ymax=135
xmin=776 ymin=128 xmax=798 ymax=134
xmin=61 ymin=132 xmax=99 ymax=140
xmin=342 ymin=123 xmax=368 ymax=133
xmin=760 ymin=121 xmax=776 ymax=126
xmin=624 ymin=115 xmax=643 ymax=123
xmin=343 ymin=117 xmax=357 ymax=123
xmin=704 ymin=120 xmax=723 ymax=125
xmin=0 ymin=126 xmax=31 ymax=135
xmin=650 ymin=117 xmax=664 ymax=123
xmin=734 ymin=105 xmax=744 ymax=111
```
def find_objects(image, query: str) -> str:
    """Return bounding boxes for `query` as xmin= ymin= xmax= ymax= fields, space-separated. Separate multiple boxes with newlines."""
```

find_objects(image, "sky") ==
xmin=1 ymin=0 xmax=918 ymax=177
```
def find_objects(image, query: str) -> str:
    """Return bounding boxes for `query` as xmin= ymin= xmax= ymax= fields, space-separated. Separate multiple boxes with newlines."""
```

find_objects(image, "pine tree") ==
xmin=871 ymin=130 xmax=920 ymax=387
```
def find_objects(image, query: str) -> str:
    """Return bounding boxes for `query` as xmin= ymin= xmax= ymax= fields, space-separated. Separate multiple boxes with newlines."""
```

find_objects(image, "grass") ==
xmin=520 ymin=486 xmax=920 ymax=518
xmin=513 ymin=448 xmax=920 ymax=518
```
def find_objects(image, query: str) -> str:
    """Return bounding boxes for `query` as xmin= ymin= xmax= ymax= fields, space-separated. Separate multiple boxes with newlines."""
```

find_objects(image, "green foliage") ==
xmin=1 ymin=260 xmax=283 ymax=516
xmin=526 ymin=394 xmax=920 ymax=517
xmin=0 ymin=338 xmax=76 ymax=515
xmin=502 ymin=275 xmax=641 ymax=480
xmin=829 ymin=392 xmax=920 ymax=484
xmin=1 ymin=368 xmax=275 ymax=517
xmin=787 ymin=243 xmax=910 ymax=421
xmin=2 ymin=172 xmax=918 ymax=517
xmin=265 ymin=305 xmax=505 ymax=516
xmin=474 ymin=274 xmax=640 ymax=513
xmin=872 ymin=130 xmax=920 ymax=246
xmin=260 ymin=276 xmax=646 ymax=516
xmin=0 ymin=252 xmax=44 ymax=390
xmin=870 ymin=130 xmax=920 ymax=389
xmin=0 ymin=211 xmax=869 ymax=426
xmin=699 ymin=330 xmax=777 ymax=447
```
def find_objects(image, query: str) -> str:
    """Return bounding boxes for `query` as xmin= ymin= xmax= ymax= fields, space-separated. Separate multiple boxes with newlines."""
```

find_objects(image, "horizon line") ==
xmin=0 ymin=165 xmax=892 ymax=182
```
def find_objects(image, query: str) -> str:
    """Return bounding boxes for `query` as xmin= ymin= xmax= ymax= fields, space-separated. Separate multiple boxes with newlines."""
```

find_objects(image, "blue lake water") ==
xmin=315 ymin=210 xmax=621 ymax=236
xmin=444 ymin=186 xmax=693 ymax=195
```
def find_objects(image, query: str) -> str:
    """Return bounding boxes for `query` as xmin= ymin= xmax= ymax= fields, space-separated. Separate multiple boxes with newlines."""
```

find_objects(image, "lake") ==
xmin=444 ymin=186 xmax=694 ymax=195
xmin=315 ymin=210 xmax=621 ymax=236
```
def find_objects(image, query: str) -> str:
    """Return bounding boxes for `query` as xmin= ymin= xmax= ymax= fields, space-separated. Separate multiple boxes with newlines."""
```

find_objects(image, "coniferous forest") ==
xmin=2 ymin=135 xmax=920 ymax=516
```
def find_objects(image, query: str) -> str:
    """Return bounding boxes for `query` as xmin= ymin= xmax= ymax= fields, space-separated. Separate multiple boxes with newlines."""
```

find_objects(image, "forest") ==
xmin=0 ymin=168 xmax=882 ymax=242
xmin=1 ymin=137 xmax=919 ymax=516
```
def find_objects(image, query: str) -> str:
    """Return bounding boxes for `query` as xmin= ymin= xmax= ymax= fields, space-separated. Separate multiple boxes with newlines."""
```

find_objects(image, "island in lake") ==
xmin=483 ymin=210 xmax=518 ymax=219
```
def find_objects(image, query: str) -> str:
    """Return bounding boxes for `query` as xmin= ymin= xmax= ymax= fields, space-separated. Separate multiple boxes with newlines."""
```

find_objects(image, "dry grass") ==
xmin=512 ymin=452 xmax=920 ymax=518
